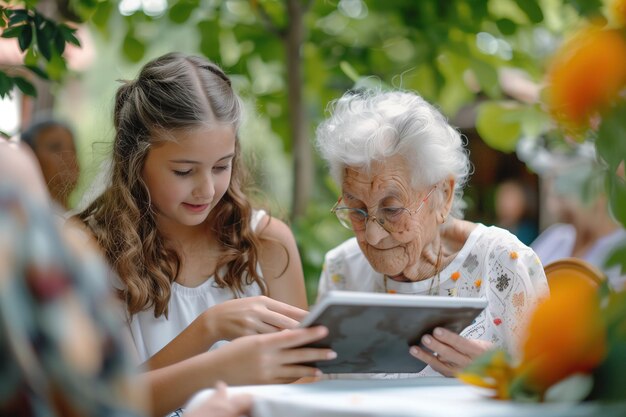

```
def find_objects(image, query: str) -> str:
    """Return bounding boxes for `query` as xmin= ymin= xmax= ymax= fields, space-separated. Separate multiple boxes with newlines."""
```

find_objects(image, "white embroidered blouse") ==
xmin=318 ymin=224 xmax=550 ymax=377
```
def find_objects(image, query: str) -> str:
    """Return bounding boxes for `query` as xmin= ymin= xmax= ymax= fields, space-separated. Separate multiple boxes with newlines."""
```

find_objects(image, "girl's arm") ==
xmin=143 ymin=295 xmax=308 ymax=370
xmin=144 ymin=327 xmax=334 ymax=417
xmin=68 ymin=216 xmax=311 ymax=371
xmin=256 ymin=215 xmax=308 ymax=310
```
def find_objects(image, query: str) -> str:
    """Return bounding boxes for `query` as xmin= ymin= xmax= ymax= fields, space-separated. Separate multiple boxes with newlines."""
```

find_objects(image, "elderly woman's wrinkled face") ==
xmin=341 ymin=154 xmax=438 ymax=278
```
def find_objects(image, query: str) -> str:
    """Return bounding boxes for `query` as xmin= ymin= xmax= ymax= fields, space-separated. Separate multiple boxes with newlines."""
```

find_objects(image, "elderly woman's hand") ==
xmin=409 ymin=327 xmax=493 ymax=377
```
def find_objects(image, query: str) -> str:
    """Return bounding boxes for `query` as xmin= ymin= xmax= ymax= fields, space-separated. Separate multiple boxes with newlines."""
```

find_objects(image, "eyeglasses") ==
xmin=331 ymin=186 xmax=438 ymax=234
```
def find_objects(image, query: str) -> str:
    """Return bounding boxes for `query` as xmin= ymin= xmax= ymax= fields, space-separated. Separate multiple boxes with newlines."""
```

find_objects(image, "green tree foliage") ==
xmin=3 ymin=0 xmax=620 ymax=300
xmin=0 ymin=2 xmax=86 ymax=98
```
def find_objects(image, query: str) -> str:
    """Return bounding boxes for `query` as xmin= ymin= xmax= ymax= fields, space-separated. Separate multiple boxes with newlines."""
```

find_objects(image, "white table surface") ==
xmin=185 ymin=377 xmax=625 ymax=417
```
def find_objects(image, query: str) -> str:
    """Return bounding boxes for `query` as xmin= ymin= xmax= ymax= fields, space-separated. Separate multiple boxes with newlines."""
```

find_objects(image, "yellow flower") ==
xmin=458 ymin=350 xmax=515 ymax=399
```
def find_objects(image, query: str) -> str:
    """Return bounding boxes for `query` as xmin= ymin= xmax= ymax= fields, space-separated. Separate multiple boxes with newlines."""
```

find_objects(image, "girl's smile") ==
xmin=182 ymin=202 xmax=210 ymax=213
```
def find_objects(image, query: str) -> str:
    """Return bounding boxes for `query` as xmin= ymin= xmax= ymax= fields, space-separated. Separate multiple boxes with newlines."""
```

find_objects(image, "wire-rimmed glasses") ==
xmin=331 ymin=186 xmax=438 ymax=234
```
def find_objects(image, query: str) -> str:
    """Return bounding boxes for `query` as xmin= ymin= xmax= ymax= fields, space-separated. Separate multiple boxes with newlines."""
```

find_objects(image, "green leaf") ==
xmin=18 ymin=24 xmax=32 ymax=51
xmin=25 ymin=65 xmax=49 ymax=80
xmin=13 ymin=76 xmax=37 ymax=97
xmin=339 ymin=61 xmax=360 ymax=83
xmin=475 ymin=101 xmax=522 ymax=153
xmin=596 ymin=103 xmax=626 ymax=173
xmin=512 ymin=0 xmax=543 ymax=23
xmin=604 ymin=243 xmax=626 ymax=274
xmin=59 ymin=24 xmax=80 ymax=46
xmin=1 ymin=25 xmax=24 ymax=39
xmin=45 ymin=51 xmax=67 ymax=80
xmin=169 ymin=0 xmax=198 ymax=24
xmin=90 ymin=1 xmax=113 ymax=33
xmin=495 ymin=18 xmax=517 ymax=36
xmin=588 ymin=337 xmax=626 ymax=401
xmin=36 ymin=22 xmax=52 ymax=60
xmin=563 ymin=0 xmax=604 ymax=18
xmin=24 ymin=47 xmax=38 ymax=65
xmin=469 ymin=59 xmax=499 ymax=98
xmin=461 ymin=348 xmax=511 ymax=373
xmin=607 ymin=173 xmax=626 ymax=228
xmin=54 ymin=30 xmax=66 ymax=54
xmin=0 ymin=71 xmax=15 ymax=98
xmin=122 ymin=32 xmax=146 ymax=63
xmin=8 ymin=9 xmax=29 ymax=25
xmin=197 ymin=20 xmax=219 ymax=59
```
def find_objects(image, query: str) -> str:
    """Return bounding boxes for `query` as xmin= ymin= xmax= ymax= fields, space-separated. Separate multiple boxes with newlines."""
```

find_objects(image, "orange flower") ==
xmin=451 ymin=271 xmax=461 ymax=281
xmin=546 ymin=25 xmax=626 ymax=128
xmin=510 ymin=251 xmax=518 ymax=260
xmin=474 ymin=279 xmax=482 ymax=288
xmin=518 ymin=276 xmax=607 ymax=392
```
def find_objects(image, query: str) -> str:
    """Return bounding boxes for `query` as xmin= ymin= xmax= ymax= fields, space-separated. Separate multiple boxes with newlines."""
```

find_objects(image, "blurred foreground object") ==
xmin=460 ymin=3 xmax=626 ymax=403
xmin=0 ymin=140 xmax=145 ymax=416
xmin=459 ymin=272 xmax=626 ymax=403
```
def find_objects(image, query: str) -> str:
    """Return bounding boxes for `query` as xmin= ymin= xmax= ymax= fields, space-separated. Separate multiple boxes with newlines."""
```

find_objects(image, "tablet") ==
xmin=299 ymin=291 xmax=488 ymax=374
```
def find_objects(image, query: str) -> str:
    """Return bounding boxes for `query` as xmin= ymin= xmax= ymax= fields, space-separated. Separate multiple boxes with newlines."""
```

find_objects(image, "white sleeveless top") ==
xmin=126 ymin=210 xmax=266 ymax=362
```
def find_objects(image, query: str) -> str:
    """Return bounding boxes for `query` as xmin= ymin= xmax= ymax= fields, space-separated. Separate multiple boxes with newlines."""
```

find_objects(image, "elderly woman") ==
xmin=315 ymin=90 xmax=549 ymax=377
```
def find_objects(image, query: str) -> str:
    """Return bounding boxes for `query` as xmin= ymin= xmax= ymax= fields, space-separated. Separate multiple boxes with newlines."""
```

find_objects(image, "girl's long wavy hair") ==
xmin=76 ymin=52 xmax=267 ymax=318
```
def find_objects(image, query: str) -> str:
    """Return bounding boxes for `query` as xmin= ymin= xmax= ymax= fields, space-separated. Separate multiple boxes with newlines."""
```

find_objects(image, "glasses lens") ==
xmin=335 ymin=208 xmax=366 ymax=230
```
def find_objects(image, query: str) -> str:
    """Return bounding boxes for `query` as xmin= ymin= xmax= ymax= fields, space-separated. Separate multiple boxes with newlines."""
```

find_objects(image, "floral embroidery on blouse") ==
xmin=318 ymin=224 xmax=550 ymax=374
xmin=496 ymin=273 xmax=511 ymax=292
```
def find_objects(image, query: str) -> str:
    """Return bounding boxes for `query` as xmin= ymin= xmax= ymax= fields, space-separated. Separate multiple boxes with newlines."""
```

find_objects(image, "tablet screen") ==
xmin=299 ymin=291 xmax=487 ymax=374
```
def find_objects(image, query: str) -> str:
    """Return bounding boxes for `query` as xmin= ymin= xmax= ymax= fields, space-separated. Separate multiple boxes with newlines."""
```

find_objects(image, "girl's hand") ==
xmin=217 ymin=326 xmax=336 ymax=385
xmin=185 ymin=381 xmax=252 ymax=417
xmin=205 ymin=295 xmax=308 ymax=341
xmin=409 ymin=327 xmax=492 ymax=377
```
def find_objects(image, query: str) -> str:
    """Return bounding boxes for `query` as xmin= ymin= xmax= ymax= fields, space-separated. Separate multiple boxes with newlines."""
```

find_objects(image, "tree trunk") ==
xmin=286 ymin=0 xmax=312 ymax=221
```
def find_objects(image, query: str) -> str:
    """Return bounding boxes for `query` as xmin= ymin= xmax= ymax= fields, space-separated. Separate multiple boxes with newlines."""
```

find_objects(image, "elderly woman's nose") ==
xmin=364 ymin=219 xmax=387 ymax=244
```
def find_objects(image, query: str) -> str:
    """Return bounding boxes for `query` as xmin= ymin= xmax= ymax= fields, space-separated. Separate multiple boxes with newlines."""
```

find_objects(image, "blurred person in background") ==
xmin=519 ymin=140 xmax=626 ymax=291
xmin=21 ymin=116 xmax=80 ymax=210
xmin=494 ymin=178 xmax=538 ymax=246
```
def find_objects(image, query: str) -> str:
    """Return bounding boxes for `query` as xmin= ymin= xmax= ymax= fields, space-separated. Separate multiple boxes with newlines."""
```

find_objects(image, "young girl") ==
xmin=74 ymin=52 xmax=333 ymax=414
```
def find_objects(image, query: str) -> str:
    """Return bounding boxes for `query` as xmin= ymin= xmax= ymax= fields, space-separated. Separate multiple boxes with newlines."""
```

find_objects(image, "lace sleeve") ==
xmin=483 ymin=241 xmax=549 ymax=358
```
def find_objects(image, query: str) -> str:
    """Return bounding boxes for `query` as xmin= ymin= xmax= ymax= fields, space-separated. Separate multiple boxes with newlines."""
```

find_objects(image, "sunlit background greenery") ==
xmin=1 ymin=0 xmax=613 ymax=302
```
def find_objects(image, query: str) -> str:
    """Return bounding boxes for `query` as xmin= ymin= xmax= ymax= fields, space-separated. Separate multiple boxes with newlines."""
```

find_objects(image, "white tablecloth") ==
xmin=186 ymin=378 xmax=625 ymax=417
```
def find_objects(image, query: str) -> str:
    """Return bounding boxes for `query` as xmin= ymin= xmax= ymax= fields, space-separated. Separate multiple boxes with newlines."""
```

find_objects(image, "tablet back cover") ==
xmin=303 ymin=303 xmax=483 ymax=373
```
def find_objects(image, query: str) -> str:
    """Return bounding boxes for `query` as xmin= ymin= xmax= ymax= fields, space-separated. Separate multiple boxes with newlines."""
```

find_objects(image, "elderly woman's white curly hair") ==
xmin=315 ymin=89 xmax=472 ymax=218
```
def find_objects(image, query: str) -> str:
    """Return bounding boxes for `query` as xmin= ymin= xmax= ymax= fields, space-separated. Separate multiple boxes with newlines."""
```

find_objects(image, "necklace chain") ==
xmin=384 ymin=242 xmax=443 ymax=295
